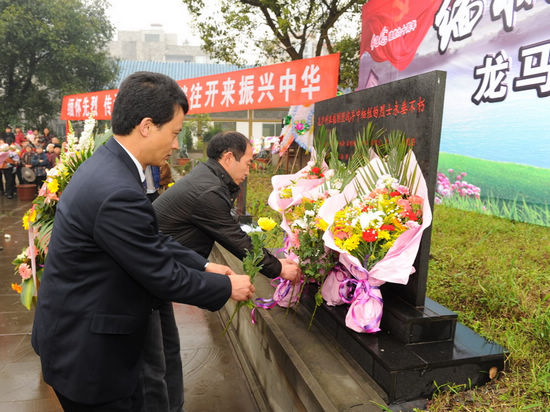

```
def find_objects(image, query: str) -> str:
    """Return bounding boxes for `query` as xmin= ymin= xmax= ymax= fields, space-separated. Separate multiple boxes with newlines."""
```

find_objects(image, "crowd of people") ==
xmin=0 ymin=125 xmax=63 ymax=198
xmin=0 ymin=125 xmax=173 ymax=202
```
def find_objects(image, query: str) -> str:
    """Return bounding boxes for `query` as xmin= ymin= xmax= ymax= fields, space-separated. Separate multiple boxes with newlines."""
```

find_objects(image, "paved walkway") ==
xmin=0 ymin=195 xmax=259 ymax=411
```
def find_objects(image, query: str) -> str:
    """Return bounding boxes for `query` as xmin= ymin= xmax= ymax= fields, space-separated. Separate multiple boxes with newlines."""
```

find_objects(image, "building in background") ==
xmin=108 ymin=24 xmax=212 ymax=63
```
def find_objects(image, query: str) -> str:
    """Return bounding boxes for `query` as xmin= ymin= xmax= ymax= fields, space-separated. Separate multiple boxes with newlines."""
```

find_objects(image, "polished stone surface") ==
xmin=0 ymin=195 xmax=258 ymax=411
xmin=300 ymin=284 xmax=506 ymax=404
xmin=212 ymin=244 xmax=389 ymax=412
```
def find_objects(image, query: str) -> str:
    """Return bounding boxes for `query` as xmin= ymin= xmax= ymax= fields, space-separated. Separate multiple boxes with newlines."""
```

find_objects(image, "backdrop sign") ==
xmin=358 ymin=0 xmax=550 ymax=226
xmin=60 ymin=54 xmax=340 ymax=120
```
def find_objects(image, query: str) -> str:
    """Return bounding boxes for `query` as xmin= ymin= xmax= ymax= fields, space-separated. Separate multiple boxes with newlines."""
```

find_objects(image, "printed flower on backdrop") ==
xmin=435 ymin=169 xmax=481 ymax=204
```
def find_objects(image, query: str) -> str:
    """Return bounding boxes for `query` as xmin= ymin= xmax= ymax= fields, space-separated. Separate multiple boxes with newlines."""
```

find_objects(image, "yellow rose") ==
xmin=257 ymin=217 xmax=277 ymax=232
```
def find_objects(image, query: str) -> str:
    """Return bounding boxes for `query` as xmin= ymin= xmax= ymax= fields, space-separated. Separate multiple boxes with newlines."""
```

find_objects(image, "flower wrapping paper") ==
xmin=267 ymin=160 xmax=330 ymax=307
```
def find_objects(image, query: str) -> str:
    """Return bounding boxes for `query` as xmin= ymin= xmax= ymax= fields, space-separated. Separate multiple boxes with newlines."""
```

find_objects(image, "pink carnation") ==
xmin=397 ymin=198 xmax=412 ymax=211
xmin=396 ymin=185 xmax=409 ymax=195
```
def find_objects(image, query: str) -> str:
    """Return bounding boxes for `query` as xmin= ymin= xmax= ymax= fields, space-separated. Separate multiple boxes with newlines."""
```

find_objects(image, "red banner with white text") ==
xmin=60 ymin=54 xmax=340 ymax=120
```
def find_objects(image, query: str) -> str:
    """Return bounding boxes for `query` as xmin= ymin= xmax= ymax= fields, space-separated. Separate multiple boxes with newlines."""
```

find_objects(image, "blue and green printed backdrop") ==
xmin=358 ymin=0 xmax=550 ymax=226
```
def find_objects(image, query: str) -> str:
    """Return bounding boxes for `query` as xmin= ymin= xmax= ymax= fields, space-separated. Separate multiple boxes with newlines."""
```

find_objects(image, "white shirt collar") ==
xmin=113 ymin=137 xmax=145 ymax=182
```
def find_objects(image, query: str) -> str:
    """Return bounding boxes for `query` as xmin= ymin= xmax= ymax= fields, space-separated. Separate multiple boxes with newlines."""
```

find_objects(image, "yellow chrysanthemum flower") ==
xmin=47 ymin=178 xmax=59 ymax=194
xmin=378 ymin=230 xmax=391 ymax=241
xmin=315 ymin=218 xmax=329 ymax=232
xmin=280 ymin=187 xmax=293 ymax=199
xmin=258 ymin=217 xmax=277 ymax=232
xmin=343 ymin=234 xmax=361 ymax=251
xmin=29 ymin=208 xmax=37 ymax=223
xmin=167 ymin=182 xmax=174 ymax=188
xmin=22 ymin=215 xmax=29 ymax=230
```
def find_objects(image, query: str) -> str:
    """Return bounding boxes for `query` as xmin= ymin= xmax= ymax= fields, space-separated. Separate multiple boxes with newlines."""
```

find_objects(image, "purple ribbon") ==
xmin=338 ymin=276 xmax=383 ymax=333
xmin=250 ymin=277 xmax=302 ymax=324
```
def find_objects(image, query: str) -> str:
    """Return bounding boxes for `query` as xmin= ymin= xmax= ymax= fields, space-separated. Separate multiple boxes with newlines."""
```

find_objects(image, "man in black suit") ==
xmin=31 ymin=72 xmax=254 ymax=411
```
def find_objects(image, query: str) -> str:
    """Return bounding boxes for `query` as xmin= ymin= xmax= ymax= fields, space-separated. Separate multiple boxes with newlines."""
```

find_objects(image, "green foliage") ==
xmin=0 ymin=0 xmax=117 ymax=127
xmin=94 ymin=128 xmax=113 ymax=151
xmin=202 ymin=124 xmax=224 ymax=143
xmin=333 ymin=35 xmax=360 ymax=91
xmin=427 ymin=205 xmax=550 ymax=410
xmin=224 ymin=224 xmax=270 ymax=334
xmin=183 ymin=126 xmax=193 ymax=151
xmin=356 ymin=127 xmax=420 ymax=198
xmin=440 ymin=192 xmax=550 ymax=227
xmin=180 ymin=0 xmax=366 ymax=66
xmin=248 ymin=171 xmax=550 ymax=410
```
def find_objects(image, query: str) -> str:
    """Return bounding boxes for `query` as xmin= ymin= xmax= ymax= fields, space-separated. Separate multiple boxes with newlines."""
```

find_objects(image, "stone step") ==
xmin=211 ymin=244 xmax=389 ymax=412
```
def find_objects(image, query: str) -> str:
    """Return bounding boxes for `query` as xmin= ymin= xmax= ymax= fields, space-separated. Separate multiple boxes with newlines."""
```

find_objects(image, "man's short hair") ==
xmin=112 ymin=72 xmax=189 ymax=136
xmin=207 ymin=131 xmax=250 ymax=161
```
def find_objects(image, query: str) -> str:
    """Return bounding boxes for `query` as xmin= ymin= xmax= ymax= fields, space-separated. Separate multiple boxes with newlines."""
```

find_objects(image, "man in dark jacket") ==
xmin=154 ymin=131 xmax=299 ymax=279
xmin=148 ymin=131 xmax=300 ymax=411
xmin=31 ymin=72 xmax=254 ymax=412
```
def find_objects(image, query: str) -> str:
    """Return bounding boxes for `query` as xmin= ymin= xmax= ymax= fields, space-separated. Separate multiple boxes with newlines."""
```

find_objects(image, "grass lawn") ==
xmin=247 ymin=170 xmax=550 ymax=411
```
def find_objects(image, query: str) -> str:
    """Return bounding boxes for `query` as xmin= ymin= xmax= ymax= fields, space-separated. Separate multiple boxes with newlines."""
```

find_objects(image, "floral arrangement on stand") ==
xmin=259 ymin=126 xmax=432 ymax=333
xmin=11 ymin=115 xmax=110 ymax=309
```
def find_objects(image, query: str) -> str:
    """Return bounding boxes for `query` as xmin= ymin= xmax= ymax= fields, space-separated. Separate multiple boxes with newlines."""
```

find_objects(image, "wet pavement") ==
xmin=0 ymin=195 xmax=259 ymax=412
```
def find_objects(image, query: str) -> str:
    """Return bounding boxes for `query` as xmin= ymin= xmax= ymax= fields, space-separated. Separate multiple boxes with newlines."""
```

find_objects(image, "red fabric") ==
xmin=61 ymin=54 xmax=340 ymax=120
xmin=361 ymin=0 xmax=443 ymax=71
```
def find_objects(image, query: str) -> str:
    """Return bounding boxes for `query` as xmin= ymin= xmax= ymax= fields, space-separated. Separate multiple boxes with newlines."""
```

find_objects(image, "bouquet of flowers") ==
xmin=224 ymin=217 xmax=278 ymax=333
xmin=265 ymin=125 xmax=382 ymax=322
xmin=318 ymin=147 xmax=431 ymax=333
xmin=11 ymin=116 xmax=111 ymax=309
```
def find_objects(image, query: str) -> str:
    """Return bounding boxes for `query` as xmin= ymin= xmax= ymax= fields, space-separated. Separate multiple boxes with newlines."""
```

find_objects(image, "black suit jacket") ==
xmin=31 ymin=137 xmax=231 ymax=404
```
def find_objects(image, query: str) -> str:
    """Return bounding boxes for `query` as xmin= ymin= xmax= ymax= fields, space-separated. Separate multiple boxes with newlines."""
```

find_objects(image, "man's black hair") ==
xmin=112 ymin=71 xmax=189 ymax=136
xmin=207 ymin=131 xmax=250 ymax=161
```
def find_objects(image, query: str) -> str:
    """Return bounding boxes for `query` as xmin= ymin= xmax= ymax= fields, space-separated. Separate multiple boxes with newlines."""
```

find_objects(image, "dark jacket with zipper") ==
xmin=154 ymin=158 xmax=282 ymax=278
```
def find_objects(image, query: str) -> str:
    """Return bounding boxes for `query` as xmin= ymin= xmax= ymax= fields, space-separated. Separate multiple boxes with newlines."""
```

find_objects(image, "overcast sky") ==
xmin=106 ymin=0 xmax=202 ymax=45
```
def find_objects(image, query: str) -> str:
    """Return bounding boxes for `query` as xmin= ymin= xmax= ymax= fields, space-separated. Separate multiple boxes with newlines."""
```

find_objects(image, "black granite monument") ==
xmin=305 ymin=71 xmax=506 ymax=404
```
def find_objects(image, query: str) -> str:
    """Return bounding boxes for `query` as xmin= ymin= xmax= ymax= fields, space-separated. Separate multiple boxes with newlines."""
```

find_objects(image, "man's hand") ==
xmin=279 ymin=258 xmax=301 ymax=284
xmin=229 ymin=274 xmax=255 ymax=301
xmin=204 ymin=262 xmax=236 ymax=276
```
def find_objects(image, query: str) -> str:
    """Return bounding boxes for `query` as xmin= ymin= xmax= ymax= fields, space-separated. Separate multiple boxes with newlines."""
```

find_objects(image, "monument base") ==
xmin=300 ymin=284 xmax=507 ymax=404
xmin=211 ymin=244 xmax=507 ymax=409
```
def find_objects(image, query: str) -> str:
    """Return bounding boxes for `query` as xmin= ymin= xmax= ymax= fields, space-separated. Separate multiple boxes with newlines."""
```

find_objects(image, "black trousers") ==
xmin=1 ymin=168 xmax=15 ymax=196
xmin=54 ymin=387 xmax=143 ymax=412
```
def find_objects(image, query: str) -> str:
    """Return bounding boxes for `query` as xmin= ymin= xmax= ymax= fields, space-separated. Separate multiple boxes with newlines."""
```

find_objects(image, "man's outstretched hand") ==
xmin=278 ymin=258 xmax=301 ymax=284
